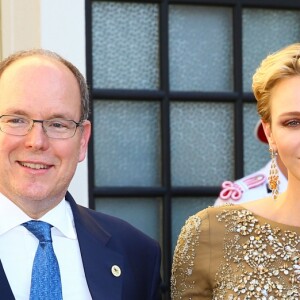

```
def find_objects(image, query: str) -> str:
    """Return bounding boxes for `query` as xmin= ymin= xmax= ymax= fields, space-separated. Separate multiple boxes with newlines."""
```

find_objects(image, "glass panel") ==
xmin=172 ymin=197 xmax=215 ymax=253
xmin=92 ymin=2 xmax=159 ymax=89
xmin=170 ymin=102 xmax=234 ymax=186
xmin=169 ymin=5 xmax=233 ymax=91
xmin=243 ymin=103 xmax=269 ymax=175
xmin=93 ymin=101 xmax=161 ymax=187
xmin=95 ymin=197 xmax=161 ymax=241
xmin=243 ymin=8 xmax=300 ymax=92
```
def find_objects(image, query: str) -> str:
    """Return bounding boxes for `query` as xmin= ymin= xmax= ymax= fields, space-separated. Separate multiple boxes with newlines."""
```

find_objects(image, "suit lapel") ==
xmin=0 ymin=261 xmax=15 ymax=300
xmin=66 ymin=193 xmax=124 ymax=300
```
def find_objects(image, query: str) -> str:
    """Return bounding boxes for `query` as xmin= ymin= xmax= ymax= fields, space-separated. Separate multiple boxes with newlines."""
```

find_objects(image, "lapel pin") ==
xmin=111 ymin=265 xmax=121 ymax=277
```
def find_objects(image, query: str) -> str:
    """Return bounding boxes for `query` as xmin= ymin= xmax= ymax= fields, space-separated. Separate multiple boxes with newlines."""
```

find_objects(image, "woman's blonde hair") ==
xmin=252 ymin=43 xmax=300 ymax=123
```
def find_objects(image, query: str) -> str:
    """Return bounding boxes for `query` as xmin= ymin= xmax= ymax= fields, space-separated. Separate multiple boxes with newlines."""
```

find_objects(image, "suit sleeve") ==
xmin=149 ymin=242 xmax=162 ymax=300
xmin=171 ymin=209 xmax=212 ymax=299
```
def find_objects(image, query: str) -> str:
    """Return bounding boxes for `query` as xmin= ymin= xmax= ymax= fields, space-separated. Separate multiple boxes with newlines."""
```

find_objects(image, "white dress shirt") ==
xmin=0 ymin=194 xmax=92 ymax=300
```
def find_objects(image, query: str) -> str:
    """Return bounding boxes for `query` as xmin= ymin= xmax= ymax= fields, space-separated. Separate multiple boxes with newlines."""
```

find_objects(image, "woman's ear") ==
xmin=261 ymin=120 xmax=277 ymax=151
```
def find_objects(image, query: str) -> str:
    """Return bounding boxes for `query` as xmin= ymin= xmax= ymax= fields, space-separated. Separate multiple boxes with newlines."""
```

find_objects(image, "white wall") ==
xmin=0 ymin=0 xmax=89 ymax=207
xmin=1 ymin=0 xmax=41 ymax=57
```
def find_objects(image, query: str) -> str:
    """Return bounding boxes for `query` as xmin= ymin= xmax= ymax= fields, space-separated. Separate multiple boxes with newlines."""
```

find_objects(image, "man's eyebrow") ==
xmin=47 ymin=114 xmax=71 ymax=119
xmin=3 ymin=109 xmax=29 ymax=116
xmin=2 ymin=110 xmax=70 ymax=119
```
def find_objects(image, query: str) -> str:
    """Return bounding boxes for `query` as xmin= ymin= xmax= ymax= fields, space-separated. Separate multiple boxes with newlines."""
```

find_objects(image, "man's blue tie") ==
xmin=23 ymin=220 xmax=63 ymax=300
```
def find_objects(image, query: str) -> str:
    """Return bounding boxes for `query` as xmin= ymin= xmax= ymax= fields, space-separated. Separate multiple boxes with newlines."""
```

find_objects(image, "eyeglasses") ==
xmin=0 ymin=115 xmax=83 ymax=139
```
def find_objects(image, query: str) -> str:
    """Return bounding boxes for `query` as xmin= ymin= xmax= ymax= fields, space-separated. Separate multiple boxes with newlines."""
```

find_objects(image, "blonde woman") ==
xmin=171 ymin=43 xmax=300 ymax=299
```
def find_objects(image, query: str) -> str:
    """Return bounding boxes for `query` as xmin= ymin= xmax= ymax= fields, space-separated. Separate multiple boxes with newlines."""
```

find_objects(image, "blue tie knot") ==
xmin=23 ymin=220 xmax=52 ymax=244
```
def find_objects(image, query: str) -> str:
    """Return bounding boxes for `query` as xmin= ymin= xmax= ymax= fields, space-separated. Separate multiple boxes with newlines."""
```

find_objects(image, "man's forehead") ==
xmin=2 ymin=55 xmax=65 ymax=76
xmin=0 ymin=57 xmax=76 ymax=90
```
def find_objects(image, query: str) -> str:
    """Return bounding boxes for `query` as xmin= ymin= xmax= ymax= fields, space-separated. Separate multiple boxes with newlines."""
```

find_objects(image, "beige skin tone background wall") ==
xmin=0 ymin=0 xmax=89 ymax=207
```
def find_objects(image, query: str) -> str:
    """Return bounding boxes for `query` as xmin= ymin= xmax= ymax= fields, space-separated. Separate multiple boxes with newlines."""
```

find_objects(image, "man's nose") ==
xmin=24 ymin=121 xmax=49 ymax=150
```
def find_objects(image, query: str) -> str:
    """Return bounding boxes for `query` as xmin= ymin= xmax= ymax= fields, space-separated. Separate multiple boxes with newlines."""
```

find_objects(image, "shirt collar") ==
xmin=0 ymin=193 xmax=76 ymax=239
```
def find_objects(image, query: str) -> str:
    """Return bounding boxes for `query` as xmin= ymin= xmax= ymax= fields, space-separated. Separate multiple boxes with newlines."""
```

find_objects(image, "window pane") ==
xmin=170 ymin=102 xmax=234 ymax=186
xmin=92 ymin=2 xmax=159 ymax=89
xmin=243 ymin=8 xmax=300 ymax=92
xmin=169 ymin=5 xmax=233 ymax=91
xmin=95 ymin=197 xmax=161 ymax=241
xmin=243 ymin=103 xmax=269 ymax=175
xmin=172 ymin=197 xmax=215 ymax=253
xmin=94 ymin=101 xmax=161 ymax=187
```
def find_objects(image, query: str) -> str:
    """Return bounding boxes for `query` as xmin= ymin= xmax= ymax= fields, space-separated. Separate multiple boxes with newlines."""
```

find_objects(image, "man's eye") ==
xmin=52 ymin=122 xmax=65 ymax=128
xmin=48 ymin=120 xmax=69 ymax=129
xmin=7 ymin=118 xmax=26 ymax=124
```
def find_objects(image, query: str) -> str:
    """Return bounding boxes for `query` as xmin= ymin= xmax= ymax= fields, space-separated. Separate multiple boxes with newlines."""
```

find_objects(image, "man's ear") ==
xmin=261 ymin=120 xmax=277 ymax=151
xmin=78 ymin=120 xmax=91 ymax=162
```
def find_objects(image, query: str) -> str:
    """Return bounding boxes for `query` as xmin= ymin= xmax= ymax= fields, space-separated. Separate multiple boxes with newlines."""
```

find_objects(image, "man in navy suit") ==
xmin=0 ymin=49 xmax=161 ymax=299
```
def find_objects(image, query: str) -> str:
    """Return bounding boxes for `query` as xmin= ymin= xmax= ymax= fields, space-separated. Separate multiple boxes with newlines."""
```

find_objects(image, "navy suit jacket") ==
xmin=0 ymin=192 xmax=162 ymax=300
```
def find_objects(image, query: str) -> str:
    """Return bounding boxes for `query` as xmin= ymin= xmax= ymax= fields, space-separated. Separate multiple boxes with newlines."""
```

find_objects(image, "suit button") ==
xmin=111 ymin=265 xmax=121 ymax=277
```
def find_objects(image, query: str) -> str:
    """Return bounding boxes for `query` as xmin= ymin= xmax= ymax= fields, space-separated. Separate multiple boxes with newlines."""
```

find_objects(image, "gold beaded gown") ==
xmin=171 ymin=205 xmax=300 ymax=299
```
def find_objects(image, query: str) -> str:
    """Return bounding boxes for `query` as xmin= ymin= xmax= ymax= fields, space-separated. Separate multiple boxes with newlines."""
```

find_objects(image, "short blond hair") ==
xmin=252 ymin=43 xmax=300 ymax=123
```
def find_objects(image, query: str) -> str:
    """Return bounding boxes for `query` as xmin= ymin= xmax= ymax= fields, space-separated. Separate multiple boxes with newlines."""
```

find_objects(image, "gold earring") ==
xmin=268 ymin=148 xmax=280 ymax=200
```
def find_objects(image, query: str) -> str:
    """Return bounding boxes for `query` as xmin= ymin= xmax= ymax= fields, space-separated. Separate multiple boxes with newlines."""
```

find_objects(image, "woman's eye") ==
xmin=285 ymin=120 xmax=300 ymax=127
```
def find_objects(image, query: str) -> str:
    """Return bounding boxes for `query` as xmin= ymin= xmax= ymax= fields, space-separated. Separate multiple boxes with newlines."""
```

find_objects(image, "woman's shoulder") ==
xmin=191 ymin=203 xmax=244 ymax=216
xmin=196 ymin=203 xmax=246 ymax=220
xmin=180 ymin=204 xmax=247 ymax=234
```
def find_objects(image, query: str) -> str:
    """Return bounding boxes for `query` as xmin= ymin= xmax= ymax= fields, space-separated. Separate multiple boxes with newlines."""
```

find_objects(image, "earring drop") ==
xmin=268 ymin=148 xmax=280 ymax=200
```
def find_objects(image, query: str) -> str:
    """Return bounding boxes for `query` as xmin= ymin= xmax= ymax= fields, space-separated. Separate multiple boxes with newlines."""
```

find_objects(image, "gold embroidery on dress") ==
xmin=215 ymin=209 xmax=300 ymax=299
xmin=171 ymin=214 xmax=202 ymax=299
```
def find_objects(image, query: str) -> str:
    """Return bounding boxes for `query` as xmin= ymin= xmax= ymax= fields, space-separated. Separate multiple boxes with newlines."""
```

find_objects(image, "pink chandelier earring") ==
xmin=268 ymin=148 xmax=280 ymax=200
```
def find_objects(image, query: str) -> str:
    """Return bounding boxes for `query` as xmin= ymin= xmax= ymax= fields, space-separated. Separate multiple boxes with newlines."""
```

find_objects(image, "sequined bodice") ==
xmin=171 ymin=206 xmax=300 ymax=299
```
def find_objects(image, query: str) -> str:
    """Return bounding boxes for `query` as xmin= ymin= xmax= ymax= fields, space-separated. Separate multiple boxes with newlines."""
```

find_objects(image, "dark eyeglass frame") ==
xmin=0 ymin=114 xmax=83 ymax=139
